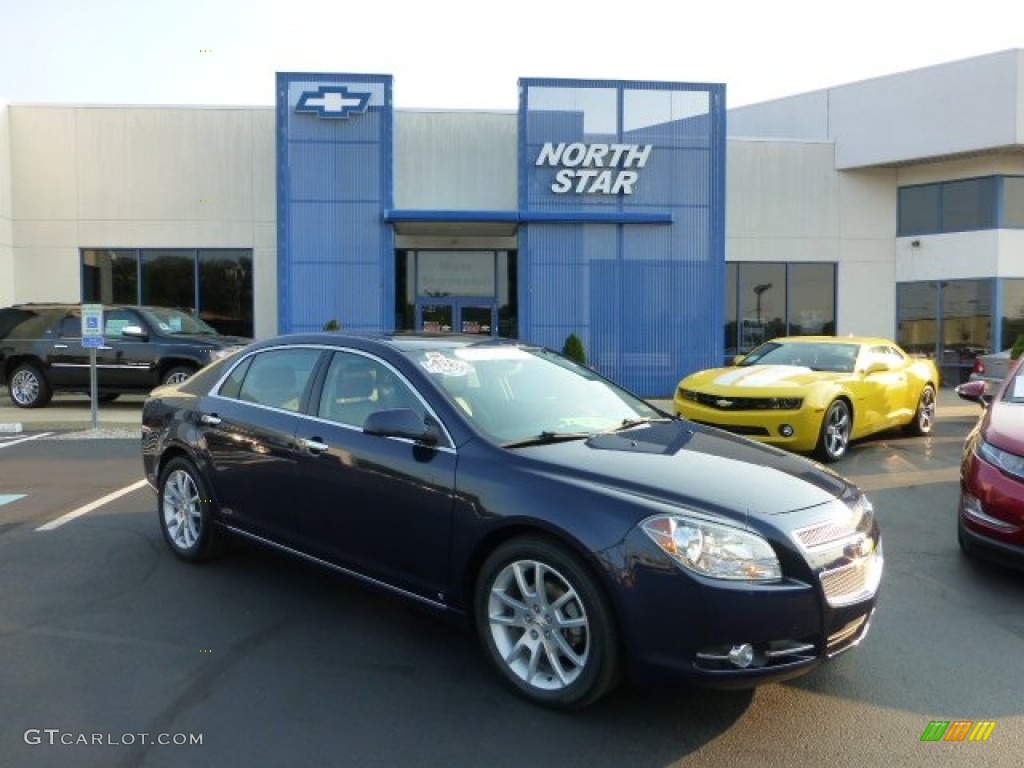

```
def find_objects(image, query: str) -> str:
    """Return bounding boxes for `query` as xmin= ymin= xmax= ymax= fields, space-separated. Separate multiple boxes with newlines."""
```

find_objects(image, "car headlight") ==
xmin=641 ymin=514 xmax=782 ymax=581
xmin=978 ymin=438 xmax=1024 ymax=481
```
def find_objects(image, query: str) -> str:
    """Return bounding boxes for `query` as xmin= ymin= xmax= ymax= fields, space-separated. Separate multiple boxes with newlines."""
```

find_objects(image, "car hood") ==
xmin=516 ymin=419 xmax=854 ymax=521
xmin=681 ymin=365 xmax=842 ymax=392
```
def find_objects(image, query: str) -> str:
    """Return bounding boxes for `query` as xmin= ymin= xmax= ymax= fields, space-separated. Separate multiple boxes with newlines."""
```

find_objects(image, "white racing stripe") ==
xmin=0 ymin=432 xmax=55 ymax=448
xmin=35 ymin=478 xmax=149 ymax=531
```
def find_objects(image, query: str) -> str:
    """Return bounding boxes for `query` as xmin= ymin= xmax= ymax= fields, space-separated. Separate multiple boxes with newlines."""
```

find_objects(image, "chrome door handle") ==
xmin=199 ymin=413 xmax=222 ymax=426
xmin=299 ymin=437 xmax=329 ymax=453
xmin=54 ymin=344 xmax=68 ymax=349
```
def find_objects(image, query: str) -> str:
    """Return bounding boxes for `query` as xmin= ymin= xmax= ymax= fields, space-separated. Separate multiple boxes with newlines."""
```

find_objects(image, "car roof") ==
xmin=251 ymin=331 xmax=528 ymax=352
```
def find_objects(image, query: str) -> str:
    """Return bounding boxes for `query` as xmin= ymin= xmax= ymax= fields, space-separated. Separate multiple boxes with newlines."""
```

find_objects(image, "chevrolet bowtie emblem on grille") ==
xmin=715 ymin=399 xmax=734 ymax=408
xmin=295 ymin=86 xmax=371 ymax=119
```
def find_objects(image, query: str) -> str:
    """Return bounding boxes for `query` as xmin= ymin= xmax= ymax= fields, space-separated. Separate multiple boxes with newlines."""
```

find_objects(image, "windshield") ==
xmin=739 ymin=341 xmax=860 ymax=373
xmin=139 ymin=307 xmax=220 ymax=335
xmin=403 ymin=345 xmax=663 ymax=445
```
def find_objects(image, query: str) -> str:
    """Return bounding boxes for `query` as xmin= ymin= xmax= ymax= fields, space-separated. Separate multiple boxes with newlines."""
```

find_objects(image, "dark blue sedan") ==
xmin=141 ymin=333 xmax=883 ymax=709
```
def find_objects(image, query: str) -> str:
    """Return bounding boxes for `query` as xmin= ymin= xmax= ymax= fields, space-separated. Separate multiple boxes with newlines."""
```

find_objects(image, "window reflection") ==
xmin=79 ymin=248 xmax=254 ymax=338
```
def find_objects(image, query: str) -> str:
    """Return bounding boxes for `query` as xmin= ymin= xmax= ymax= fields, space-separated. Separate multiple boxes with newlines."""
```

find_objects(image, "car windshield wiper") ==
xmin=605 ymin=416 xmax=673 ymax=433
xmin=502 ymin=431 xmax=593 ymax=449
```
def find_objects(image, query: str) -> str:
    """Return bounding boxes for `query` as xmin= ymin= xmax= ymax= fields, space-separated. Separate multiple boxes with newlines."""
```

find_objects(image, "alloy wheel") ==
xmin=486 ymin=559 xmax=590 ymax=692
xmin=11 ymin=369 xmax=40 ymax=406
xmin=162 ymin=468 xmax=202 ymax=551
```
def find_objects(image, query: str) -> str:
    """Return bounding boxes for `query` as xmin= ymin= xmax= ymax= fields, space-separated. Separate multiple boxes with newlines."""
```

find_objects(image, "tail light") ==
xmin=972 ymin=359 xmax=985 ymax=375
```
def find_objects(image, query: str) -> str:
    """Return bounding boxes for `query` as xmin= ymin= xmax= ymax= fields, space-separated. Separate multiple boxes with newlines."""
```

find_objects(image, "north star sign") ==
xmin=535 ymin=142 xmax=653 ymax=195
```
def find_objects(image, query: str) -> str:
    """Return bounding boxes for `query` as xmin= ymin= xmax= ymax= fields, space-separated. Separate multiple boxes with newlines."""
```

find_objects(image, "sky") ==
xmin=0 ymin=0 xmax=1021 ymax=111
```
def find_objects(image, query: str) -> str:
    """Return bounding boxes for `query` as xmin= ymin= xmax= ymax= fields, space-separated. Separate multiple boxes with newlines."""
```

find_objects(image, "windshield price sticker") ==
xmin=420 ymin=352 xmax=470 ymax=376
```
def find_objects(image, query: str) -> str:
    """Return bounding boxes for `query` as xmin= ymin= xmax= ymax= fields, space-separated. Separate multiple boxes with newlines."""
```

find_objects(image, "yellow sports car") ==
xmin=674 ymin=336 xmax=940 ymax=462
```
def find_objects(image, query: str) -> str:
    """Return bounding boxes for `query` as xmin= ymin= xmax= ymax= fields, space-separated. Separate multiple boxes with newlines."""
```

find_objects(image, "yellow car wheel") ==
xmin=815 ymin=400 xmax=851 ymax=463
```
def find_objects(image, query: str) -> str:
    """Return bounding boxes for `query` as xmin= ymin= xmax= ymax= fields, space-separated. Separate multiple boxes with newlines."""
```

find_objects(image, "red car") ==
xmin=955 ymin=359 xmax=1024 ymax=568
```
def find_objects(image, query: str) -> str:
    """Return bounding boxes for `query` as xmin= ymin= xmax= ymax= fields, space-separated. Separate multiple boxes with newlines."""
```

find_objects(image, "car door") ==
xmin=858 ymin=345 xmax=910 ymax=431
xmin=292 ymin=349 xmax=458 ymax=602
xmin=197 ymin=346 xmax=325 ymax=547
xmin=45 ymin=313 xmax=91 ymax=388
xmin=100 ymin=308 xmax=161 ymax=389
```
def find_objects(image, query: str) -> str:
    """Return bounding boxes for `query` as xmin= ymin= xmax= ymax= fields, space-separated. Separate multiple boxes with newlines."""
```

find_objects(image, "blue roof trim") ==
xmin=384 ymin=209 xmax=672 ymax=224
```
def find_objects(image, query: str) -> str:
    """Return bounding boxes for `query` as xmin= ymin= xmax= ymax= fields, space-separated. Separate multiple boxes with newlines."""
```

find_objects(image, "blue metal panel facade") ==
xmin=519 ymin=79 xmax=725 ymax=395
xmin=276 ymin=73 xmax=393 ymax=333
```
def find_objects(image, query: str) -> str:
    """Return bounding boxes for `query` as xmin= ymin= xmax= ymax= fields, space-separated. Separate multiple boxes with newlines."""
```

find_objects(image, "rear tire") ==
xmin=157 ymin=457 xmax=220 ymax=562
xmin=8 ymin=362 xmax=53 ymax=408
xmin=474 ymin=536 xmax=621 ymax=710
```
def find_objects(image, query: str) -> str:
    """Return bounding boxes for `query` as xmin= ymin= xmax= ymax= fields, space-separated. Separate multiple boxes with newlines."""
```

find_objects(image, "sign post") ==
xmin=81 ymin=304 xmax=104 ymax=431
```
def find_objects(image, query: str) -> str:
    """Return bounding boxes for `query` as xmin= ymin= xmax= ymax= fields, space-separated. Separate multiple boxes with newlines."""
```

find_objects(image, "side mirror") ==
xmin=731 ymin=355 xmax=746 ymax=366
xmin=121 ymin=325 xmax=149 ymax=340
xmin=363 ymin=408 xmax=439 ymax=445
xmin=954 ymin=380 xmax=992 ymax=407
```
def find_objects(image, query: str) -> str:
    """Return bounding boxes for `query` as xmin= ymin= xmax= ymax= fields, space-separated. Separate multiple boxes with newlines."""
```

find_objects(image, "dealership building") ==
xmin=1 ymin=49 xmax=1022 ymax=394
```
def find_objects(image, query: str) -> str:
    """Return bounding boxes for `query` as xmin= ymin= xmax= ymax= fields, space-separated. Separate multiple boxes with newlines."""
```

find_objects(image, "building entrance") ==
xmin=417 ymin=300 xmax=497 ymax=335
xmin=396 ymin=249 xmax=517 ymax=338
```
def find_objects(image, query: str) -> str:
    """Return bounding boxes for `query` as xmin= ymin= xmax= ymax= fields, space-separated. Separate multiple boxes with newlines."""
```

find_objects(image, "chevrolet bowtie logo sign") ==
xmin=295 ymin=86 xmax=371 ymax=119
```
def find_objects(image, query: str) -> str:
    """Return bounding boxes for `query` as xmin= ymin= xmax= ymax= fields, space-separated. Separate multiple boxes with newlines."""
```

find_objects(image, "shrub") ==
xmin=323 ymin=319 xmax=341 ymax=331
xmin=562 ymin=333 xmax=586 ymax=365
xmin=1011 ymin=334 xmax=1024 ymax=360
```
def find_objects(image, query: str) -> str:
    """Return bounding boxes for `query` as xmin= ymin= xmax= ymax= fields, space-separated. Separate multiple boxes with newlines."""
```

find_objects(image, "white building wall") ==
xmin=394 ymin=111 xmax=517 ymax=211
xmin=729 ymin=49 xmax=1024 ymax=170
xmin=7 ymin=104 xmax=278 ymax=337
xmin=0 ymin=103 xmax=13 ymax=306
xmin=726 ymin=139 xmax=897 ymax=338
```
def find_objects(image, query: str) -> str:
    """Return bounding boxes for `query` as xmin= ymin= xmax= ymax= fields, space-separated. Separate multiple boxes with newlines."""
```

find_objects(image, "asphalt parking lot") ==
xmin=0 ymin=388 xmax=1021 ymax=767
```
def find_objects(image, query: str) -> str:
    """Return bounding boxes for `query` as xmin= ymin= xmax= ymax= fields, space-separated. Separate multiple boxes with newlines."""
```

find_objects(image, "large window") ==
xmin=898 ymin=175 xmax=1022 ymax=235
xmin=1000 ymin=279 xmax=1024 ymax=350
xmin=81 ymin=248 xmax=253 ymax=338
xmin=897 ymin=279 xmax=993 ymax=385
xmin=724 ymin=262 xmax=836 ymax=357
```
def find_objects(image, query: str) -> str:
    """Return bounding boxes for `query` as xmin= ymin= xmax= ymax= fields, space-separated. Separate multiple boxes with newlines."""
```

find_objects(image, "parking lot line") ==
xmin=35 ymin=479 xmax=149 ymax=532
xmin=0 ymin=432 xmax=54 ymax=448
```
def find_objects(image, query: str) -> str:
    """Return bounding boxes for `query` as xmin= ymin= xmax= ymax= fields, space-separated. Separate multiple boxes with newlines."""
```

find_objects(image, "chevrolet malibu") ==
xmin=141 ymin=333 xmax=883 ymax=709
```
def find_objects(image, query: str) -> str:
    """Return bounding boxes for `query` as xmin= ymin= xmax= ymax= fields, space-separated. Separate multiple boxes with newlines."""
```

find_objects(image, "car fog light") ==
xmin=728 ymin=644 xmax=754 ymax=668
xmin=779 ymin=424 xmax=794 ymax=437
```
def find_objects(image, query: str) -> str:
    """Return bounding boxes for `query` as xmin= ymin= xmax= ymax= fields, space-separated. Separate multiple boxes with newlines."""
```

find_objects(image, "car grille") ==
xmin=690 ymin=420 xmax=770 ymax=437
xmin=678 ymin=388 xmax=803 ymax=411
xmin=826 ymin=614 xmax=871 ymax=656
xmin=819 ymin=557 xmax=881 ymax=607
xmin=792 ymin=496 xmax=884 ymax=609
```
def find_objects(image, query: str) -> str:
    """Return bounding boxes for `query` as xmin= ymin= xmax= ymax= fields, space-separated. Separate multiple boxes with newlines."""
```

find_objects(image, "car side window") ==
xmin=103 ymin=309 xmax=139 ymax=338
xmin=59 ymin=315 xmax=81 ymax=339
xmin=233 ymin=348 xmax=321 ymax=413
xmin=318 ymin=351 xmax=426 ymax=429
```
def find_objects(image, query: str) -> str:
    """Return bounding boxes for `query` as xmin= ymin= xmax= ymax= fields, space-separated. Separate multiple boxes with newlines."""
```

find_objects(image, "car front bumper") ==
xmin=674 ymin=396 xmax=824 ymax=454
xmin=599 ymin=525 xmax=882 ymax=688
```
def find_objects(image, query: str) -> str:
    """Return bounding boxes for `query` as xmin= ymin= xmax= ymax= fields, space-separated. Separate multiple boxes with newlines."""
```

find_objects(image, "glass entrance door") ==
xmin=416 ymin=300 xmax=496 ymax=335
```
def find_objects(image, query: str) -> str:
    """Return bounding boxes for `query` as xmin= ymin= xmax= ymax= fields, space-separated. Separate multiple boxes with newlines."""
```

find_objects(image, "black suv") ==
xmin=0 ymin=303 xmax=250 ymax=408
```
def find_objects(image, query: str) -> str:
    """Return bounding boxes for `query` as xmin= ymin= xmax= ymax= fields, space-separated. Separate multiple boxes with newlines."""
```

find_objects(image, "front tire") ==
xmin=157 ymin=457 xmax=220 ymax=562
xmin=474 ymin=536 xmax=620 ymax=710
xmin=903 ymin=385 xmax=936 ymax=436
xmin=815 ymin=399 xmax=851 ymax=463
xmin=8 ymin=362 xmax=53 ymax=408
